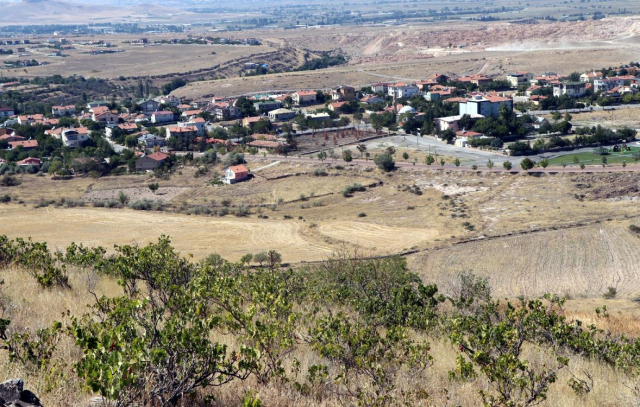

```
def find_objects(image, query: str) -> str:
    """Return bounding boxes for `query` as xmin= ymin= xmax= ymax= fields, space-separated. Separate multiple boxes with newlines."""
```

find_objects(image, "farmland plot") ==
xmin=412 ymin=223 xmax=640 ymax=299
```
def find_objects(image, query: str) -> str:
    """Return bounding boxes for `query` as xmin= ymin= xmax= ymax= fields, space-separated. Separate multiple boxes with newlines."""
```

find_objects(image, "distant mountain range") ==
xmin=0 ymin=0 xmax=198 ymax=24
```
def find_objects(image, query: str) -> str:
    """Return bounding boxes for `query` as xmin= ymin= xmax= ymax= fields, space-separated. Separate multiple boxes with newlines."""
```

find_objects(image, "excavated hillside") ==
xmin=283 ymin=17 xmax=640 ymax=65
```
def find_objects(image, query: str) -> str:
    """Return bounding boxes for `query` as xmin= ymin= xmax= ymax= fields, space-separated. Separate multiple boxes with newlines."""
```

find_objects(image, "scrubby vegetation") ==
xmin=1 ymin=236 xmax=640 ymax=406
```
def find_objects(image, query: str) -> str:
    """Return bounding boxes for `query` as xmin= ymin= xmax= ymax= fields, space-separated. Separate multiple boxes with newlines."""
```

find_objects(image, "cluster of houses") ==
xmin=3 ymin=63 xmax=640 ymax=181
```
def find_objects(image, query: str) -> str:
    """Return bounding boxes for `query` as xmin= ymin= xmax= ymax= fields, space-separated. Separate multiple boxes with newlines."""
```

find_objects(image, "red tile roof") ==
xmin=229 ymin=164 xmax=248 ymax=174
xmin=9 ymin=140 xmax=38 ymax=149
xmin=17 ymin=157 xmax=41 ymax=165
xmin=147 ymin=152 xmax=169 ymax=161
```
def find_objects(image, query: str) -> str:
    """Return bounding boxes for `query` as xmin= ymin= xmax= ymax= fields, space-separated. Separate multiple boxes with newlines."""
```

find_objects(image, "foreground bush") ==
xmin=0 ymin=236 xmax=639 ymax=407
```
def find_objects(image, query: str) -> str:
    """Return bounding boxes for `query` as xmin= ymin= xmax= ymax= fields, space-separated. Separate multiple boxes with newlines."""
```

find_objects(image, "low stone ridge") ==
xmin=0 ymin=379 xmax=42 ymax=407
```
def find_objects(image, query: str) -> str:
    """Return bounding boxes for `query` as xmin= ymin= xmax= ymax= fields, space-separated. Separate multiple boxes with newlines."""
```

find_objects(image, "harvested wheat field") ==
xmin=0 ymin=204 xmax=439 ymax=262
xmin=318 ymin=221 xmax=438 ymax=252
xmin=411 ymin=222 xmax=640 ymax=299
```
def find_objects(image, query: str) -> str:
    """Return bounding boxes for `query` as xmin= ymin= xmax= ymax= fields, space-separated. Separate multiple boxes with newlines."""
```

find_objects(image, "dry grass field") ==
xmin=3 ymin=42 xmax=278 ymax=79
xmin=3 ymin=162 xmax=640 ymax=296
xmin=411 ymin=222 xmax=640 ymax=299
xmin=565 ymin=108 xmax=640 ymax=130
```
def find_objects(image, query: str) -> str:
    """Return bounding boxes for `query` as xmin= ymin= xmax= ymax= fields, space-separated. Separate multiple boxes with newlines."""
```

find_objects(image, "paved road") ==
xmin=528 ymin=104 xmax=640 ymax=116
xmin=250 ymin=154 xmax=640 ymax=173
xmin=359 ymin=134 xmax=504 ymax=165
xmin=106 ymin=138 xmax=126 ymax=153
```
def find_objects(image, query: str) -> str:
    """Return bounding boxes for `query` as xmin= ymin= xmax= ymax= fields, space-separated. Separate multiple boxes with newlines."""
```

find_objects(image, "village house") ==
xmin=305 ymin=112 xmax=331 ymax=122
xmin=268 ymin=108 xmax=296 ymax=122
xmin=138 ymin=132 xmax=166 ymax=149
xmin=136 ymin=99 xmax=160 ymax=113
xmin=580 ymin=72 xmax=603 ymax=83
xmin=242 ymin=116 xmax=266 ymax=129
xmin=328 ymin=101 xmax=348 ymax=113
xmin=528 ymin=95 xmax=548 ymax=106
xmin=531 ymin=74 xmax=564 ymax=86
xmin=51 ymin=105 xmax=75 ymax=116
xmin=213 ymin=105 xmax=241 ymax=121
xmin=553 ymin=82 xmax=587 ymax=98
xmin=360 ymin=95 xmax=385 ymax=105
xmin=61 ymin=128 xmax=90 ymax=148
xmin=387 ymin=83 xmax=419 ymax=98
xmin=9 ymin=139 xmax=38 ymax=150
xmin=86 ymin=101 xmax=108 ymax=109
xmin=16 ymin=157 xmax=41 ymax=167
xmin=594 ymin=76 xmax=636 ymax=93
xmin=223 ymin=164 xmax=249 ymax=184
xmin=332 ymin=86 xmax=356 ymax=101
xmin=458 ymin=94 xmax=513 ymax=117
xmin=425 ymin=90 xmax=452 ymax=102
xmin=0 ymin=129 xmax=24 ymax=142
xmin=247 ymin=140 xmax=281 ymax=151
xmin=166 ymin=126 xmax=198 ymax=139
xmin=506 ymin=72 xmax=534 ymax=88
xmin=105 ymin=123 xmax=137 ymax=138
xmin=177 ymin=104 xmax=192 ymax=113
xmin=415 ymin=80 xmax=439 ymax=91
xmin=0 ymin=107 xmax=14 ymax=117
xmin=371 ymin=82 xmax=390 ymax=94
xmin=456 ymin=74 xmax=492 ymax=86
xmin=525 ymin=85 xmax=543 ymax=96
xmin=254 ymin=100 xmax=283 ymax=113
xmin=179 ymin=117 xmax=206 ymax=135
xmin=136 ymin=152 xmax=169 ymax=171
xmin=435 ymin=114 xmax=484 ymax=132
xmin=292 ymin=90 xmax=317 ymax=106
xmin=181 ymin=109 xmax=203 ymax=119
xmin=428 ymin=73 xmax=449 ymax=83
xmin=159 ymin=95 xmax=181 ymax=107
xmin=454 ymin=130 xmax=484 ymax=147
xmin=151 ymin=111 xmax=175 ymax=124
xmin=90 ymin=106 xmax=119 ymax=126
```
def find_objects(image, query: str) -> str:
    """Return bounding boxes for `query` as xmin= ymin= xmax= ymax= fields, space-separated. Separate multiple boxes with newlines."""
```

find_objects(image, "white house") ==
xmin=458 ymin=94 xmax=513 ymax=118
xmin=61 ymin=129 xmax=90 ymax=148
xmin=151 ymin=111 xmax=175 ymax=124
xmin=292 ymin=90 xmax=317 ymax=106
xmin=388 ymin=83 xmax=419 ymax=98
xmin=51 ymin=105 xmax=75 ymax=116
xmin=268 ymin=108 xmax=296 ymax=122
xmin=223 ymin=164 xmax=249 ymax=184
xmin=553 ymin=82 xmax=586 ymax=98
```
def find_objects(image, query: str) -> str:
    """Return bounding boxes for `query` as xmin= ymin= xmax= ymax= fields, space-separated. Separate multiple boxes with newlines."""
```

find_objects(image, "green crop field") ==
xmin=547 ymin=147 xmax=640 ymax=166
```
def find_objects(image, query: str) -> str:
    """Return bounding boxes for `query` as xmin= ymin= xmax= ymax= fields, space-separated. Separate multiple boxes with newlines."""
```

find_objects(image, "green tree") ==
xmin=374 ymin=153 xmax=395 ymax=172
xmin=503 ymin=160 xmax=513 ymax=171
xmin=402 ymin=152 xmax=409 ymax=161
xmin=148 ymin=183 xmax=159 ymax=194
xmin=124 ymin=135 xmax=139 ymax=148
xmin=425 ymin=155 xmax=435 ymax=166
xmin=454 ymin=157 xmax=461 ymax=167
xmin=520 ymin=157 xmax=535 ymax=171
xmin=342 ymin=149 xmax=353 ymax=162
xmin=539 ymin=158 xmax=549 ymax=168
xmin=486 ymin=159 xmax=494 ymax=172
xmin=441 ymin=129 xmax=456 ymax=144
xmin=317 ymin=150 xmax=327 ymax=162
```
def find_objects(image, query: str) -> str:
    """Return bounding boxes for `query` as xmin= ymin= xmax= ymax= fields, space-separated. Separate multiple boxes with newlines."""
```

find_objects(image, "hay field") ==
xmin=0 ymin=202 xmax=443 ymax=262
xmin=411 ymin=222 xmax=640 ymax=299
xmin=4 ymin=43 xmax=277 ymax=79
